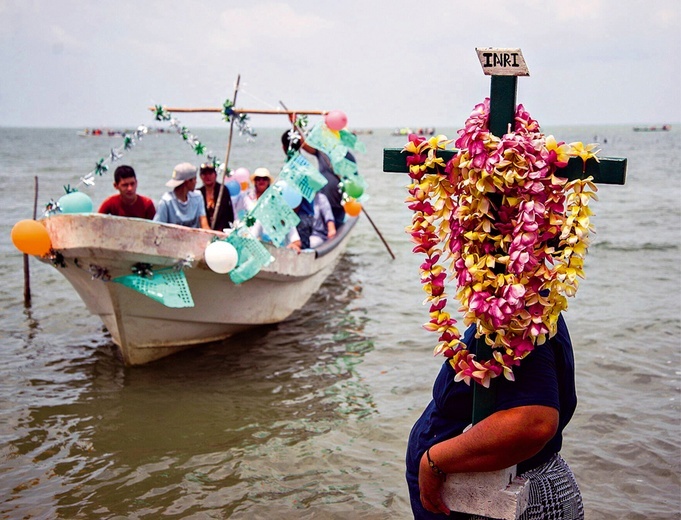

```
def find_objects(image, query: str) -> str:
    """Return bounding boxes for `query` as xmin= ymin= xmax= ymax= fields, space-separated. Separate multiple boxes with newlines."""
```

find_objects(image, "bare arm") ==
xmin=199 ymin=215 xmax=211 ymax=230
xmin=327 ymin=221 xmax=336 ymax=239
xmin=288 ymin=113 xmax=317 ymax=155
xmin=419 ymin=405 xmax=559 ymax=515
xmin=286 ymin=239 xmax=302 ymax=253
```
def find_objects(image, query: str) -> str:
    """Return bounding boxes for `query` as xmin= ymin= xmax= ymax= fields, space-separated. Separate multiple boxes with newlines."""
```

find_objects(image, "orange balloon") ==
xmin=11 ymin=219 xmax=52 ymax=256
xmin=343 ymin=199 xmax=362 ymax=217
xmin=240 ymin=181 xmax=250 ymax=190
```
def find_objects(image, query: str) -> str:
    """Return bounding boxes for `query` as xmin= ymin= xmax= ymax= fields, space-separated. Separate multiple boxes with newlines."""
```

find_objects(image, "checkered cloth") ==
xmin=466 ymin=454 xmax=584 ymax=520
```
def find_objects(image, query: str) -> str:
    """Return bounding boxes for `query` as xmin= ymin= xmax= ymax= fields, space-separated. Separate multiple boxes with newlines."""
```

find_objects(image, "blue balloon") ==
xmin=59 ymin=191 xmax=93 ymax=214
xmin=226 ymin=179 xmax=241 ymax=196
xmin=277 ymin=181 xmax=302 ymax=209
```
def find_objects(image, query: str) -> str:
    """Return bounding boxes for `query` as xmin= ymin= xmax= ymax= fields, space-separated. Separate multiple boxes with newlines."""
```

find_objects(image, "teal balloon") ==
xmin=226 ymin=180 xmax=241 ymax=196
xmin=59 ymin=191 xmax=93 ymax=213
xmin=343 ymin=179 xmax=364 ymax=199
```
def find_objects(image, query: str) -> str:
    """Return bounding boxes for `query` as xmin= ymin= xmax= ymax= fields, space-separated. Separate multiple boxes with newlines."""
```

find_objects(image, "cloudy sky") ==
xmin=1 ymin=0 xmax=679 ymax=129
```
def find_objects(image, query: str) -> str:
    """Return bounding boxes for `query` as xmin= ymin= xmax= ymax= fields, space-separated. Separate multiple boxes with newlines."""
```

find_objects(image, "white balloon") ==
xmin=204 ymin=241 xmax=239 ymax=274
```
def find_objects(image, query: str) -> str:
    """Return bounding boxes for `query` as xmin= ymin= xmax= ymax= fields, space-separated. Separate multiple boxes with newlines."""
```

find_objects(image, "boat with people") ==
xmin=37 ymin=212 xmax=357 ymax=366
xmin=12 ymin=81 xmax=369 ymax=366
xmin=391 ymin=127 xmax=436 ymax=136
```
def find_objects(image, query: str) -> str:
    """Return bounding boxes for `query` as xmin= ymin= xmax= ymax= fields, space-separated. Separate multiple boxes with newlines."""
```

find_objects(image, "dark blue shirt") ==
xmin=406 ymin=314 xmax=577 ymax=499
xmin=297 ymin=198 xmax=314 ymax=217
xmin=313 ymin=149 xmax=356 ymax=229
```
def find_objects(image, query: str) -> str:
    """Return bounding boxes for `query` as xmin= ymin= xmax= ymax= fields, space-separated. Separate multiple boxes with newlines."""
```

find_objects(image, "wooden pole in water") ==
xmin=23 ymin=255 xmax=30 ymax=307
xmin=23 ymin=176 xmax=39 ymax=307
xmin=361 ymin=207 xmax=395 ymax=260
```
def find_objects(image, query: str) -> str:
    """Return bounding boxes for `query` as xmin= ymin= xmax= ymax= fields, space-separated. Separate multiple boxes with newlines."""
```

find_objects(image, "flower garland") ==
xmin=405 ymin=99 xmax=599 ymax=387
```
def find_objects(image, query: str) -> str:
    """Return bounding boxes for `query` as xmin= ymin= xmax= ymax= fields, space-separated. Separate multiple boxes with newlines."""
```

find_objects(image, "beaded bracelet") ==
xmin=426 ymin=448 xmax=447 ymax=480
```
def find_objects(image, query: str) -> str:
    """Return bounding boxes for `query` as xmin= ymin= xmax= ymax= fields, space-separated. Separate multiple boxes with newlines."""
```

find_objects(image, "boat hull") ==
xmin=40 ymin=214 xmax=356 ymax=365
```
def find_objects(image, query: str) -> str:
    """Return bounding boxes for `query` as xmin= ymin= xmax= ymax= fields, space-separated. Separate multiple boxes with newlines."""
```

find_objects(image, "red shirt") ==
xmin=98 ymin=194 xmax=156 ymax=219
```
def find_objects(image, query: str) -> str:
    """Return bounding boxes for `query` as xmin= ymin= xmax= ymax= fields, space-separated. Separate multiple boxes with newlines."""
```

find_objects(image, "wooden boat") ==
xmin=21 ymin=82 xmax=368 ymax=366
xmin=38 ymin=213 xmax=357 ymax=366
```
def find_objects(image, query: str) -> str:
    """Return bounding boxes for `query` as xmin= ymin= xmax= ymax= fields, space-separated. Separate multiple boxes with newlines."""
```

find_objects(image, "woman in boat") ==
xmin=153 ymin=162 xmax=210 ymax=229
xmin=241 ymin=167 xmax=302 ymax=253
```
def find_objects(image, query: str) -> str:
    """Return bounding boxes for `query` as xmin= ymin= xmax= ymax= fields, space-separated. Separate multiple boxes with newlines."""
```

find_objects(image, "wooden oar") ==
xmin=211 ymin=75 xmax=241 ymax=230
xmin=360 ymin=206 xmax=396 ymax=260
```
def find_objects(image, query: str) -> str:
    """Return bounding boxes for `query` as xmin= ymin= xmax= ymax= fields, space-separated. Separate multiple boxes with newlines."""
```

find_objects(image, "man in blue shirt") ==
xmin=154 ymin=162 xmax=210 ymax=229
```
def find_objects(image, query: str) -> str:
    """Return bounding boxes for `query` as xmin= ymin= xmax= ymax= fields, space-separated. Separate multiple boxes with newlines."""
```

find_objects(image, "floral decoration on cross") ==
xmin=404 ymin=99 xmax=599 ymax=387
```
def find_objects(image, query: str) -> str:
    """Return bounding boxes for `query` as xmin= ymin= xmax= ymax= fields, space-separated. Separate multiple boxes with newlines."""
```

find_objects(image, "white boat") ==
xmin=38 ymin=213 xmax=357 ymax=366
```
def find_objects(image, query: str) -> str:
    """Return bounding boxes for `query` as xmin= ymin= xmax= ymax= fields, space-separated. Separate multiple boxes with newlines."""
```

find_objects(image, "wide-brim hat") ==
xmin=166 ymin=162 xmax=198 ymax=188
xmin=250 ymin=167 xmax=274 ymax=183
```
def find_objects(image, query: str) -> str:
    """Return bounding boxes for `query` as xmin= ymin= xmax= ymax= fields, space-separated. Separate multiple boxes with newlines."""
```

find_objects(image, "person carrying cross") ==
xmin=404 ymin=100 xmax=586 ymax=519
xmin=389 ymin=48 xmax=626 ymax=519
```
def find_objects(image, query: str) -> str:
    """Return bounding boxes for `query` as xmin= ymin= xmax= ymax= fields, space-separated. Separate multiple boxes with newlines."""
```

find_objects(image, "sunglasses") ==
xmin=254 ymin=177 xmax=270 ymax=181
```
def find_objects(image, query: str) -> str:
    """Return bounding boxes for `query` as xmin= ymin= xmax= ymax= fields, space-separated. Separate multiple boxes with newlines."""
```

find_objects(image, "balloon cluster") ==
xmin=341 ymin=177 xmax=364 ymax=217
xmin=226 ymin=167 xmax=250 ymax=196
xmin=323 ymin=110 xmax=365 ymax=218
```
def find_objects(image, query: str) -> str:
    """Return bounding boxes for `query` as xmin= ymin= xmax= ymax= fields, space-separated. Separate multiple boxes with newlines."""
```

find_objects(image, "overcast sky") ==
xmin=1 ymin=0 xmax=679 ymax=129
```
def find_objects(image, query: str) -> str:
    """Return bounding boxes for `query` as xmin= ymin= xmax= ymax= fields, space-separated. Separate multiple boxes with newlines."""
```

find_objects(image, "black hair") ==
xmin=281 ymin=129 xmax=302 ymax=153
xmin=113 ymin=165 xmax=136 ymax=184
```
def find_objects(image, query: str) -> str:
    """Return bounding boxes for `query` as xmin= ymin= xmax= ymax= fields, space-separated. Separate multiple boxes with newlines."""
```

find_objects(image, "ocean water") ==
xmin=0 ymin=123 xmax=679 ymax=519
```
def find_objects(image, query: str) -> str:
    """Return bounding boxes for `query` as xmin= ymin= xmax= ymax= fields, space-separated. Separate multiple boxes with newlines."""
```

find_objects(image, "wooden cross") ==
xmin=383 ymin=47 xmax=627 ymax=424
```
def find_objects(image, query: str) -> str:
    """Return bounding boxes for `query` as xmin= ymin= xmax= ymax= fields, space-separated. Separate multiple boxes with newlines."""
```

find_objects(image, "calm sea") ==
xmin=1 ymin=123 xmax=679 ymax=519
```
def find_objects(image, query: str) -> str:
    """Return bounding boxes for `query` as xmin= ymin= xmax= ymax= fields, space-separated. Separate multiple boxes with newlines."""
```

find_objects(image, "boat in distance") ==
xmin=632 ymin=124 xmax=671 ymax=132
xmin=39 ymin=213 xmax=357 ymax=366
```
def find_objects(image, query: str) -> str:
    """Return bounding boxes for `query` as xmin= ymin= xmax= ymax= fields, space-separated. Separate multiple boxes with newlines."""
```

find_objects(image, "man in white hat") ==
xmin=153 ymin=162 xmax=211 ymax=229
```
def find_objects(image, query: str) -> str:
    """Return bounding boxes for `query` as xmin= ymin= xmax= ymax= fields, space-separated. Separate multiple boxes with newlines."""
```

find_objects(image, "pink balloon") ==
xmin=325 ymin=110 xmax=348 ymax=131
xmin=232 ymin=167 xmax=250 ymax=184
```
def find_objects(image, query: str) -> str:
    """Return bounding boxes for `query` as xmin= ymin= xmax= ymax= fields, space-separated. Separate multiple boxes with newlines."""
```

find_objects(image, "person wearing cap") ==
xmin=198 ymin=162 xmax=235 ymax=231
xmin=153 ymin=162 xmax=210 ymax=229
xmin=98 ymin=165 xmax=156 ymax=219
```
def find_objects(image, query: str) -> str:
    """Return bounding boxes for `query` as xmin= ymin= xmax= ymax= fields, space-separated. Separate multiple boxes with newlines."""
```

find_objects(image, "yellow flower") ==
xmin=569 ymin=142 xmax=601 ymax=169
